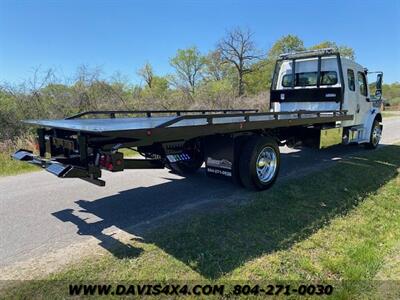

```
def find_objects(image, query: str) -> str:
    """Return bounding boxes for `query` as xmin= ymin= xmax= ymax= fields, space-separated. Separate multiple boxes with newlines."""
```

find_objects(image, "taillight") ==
xmin=99 ymin=152 xmax=124 ymax=172
xmin=99 ymin=154 xmax=106 ymax=167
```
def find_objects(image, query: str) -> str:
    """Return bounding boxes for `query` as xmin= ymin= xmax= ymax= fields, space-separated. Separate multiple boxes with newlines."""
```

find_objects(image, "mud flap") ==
xmin=203 ymin=135 xmax=244 ymax=183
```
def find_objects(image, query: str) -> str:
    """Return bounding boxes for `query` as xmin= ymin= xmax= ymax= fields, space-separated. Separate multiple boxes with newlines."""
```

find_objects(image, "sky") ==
xmin=1 ymin=0 xmax=399 ymax=85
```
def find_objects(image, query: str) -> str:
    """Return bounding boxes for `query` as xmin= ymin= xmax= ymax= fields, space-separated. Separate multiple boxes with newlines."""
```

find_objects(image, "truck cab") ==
xmin=270 ymin=48 xmax=383 ymax=146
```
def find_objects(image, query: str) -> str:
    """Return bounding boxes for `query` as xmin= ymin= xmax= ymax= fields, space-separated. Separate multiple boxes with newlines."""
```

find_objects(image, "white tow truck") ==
xmin=13 ymin=48 xmax=384 ymax=190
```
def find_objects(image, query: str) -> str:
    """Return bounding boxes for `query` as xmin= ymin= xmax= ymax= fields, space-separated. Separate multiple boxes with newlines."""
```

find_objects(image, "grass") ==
xmin=382 ymin=110 xmax=400 ymax=118
xmin=119 ymin=148 xmax=140 ymax=158
xmin=2 ymin=145 xmax=400 ymax=299
xmin=0 ymin=152 xmax=40 ymax=177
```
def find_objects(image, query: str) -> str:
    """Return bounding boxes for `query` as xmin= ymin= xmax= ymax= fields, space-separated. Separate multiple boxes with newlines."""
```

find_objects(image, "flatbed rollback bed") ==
xmin=12 ymin=108 xmax=351 ymax=189
xmin=12 ymin=49 xmax=384 ymax=190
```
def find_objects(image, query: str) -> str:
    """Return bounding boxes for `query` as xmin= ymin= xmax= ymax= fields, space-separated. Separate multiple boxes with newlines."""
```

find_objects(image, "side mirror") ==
xmin=375 ymin=73 xmax=383 ymax=99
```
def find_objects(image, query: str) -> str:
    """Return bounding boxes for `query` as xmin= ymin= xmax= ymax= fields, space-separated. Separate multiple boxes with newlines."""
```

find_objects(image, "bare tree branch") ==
xmin=217 ymin=27 xmax=262 ymax=96
xmin=137 ymin=62 xmax=154 ymax=88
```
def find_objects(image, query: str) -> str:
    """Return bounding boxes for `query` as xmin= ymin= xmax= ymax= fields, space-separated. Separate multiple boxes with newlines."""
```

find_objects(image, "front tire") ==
xmin=365 ymin=120 xmax=382 ymax=149
xmin=239 ymin=136 xmax=280 ymax=190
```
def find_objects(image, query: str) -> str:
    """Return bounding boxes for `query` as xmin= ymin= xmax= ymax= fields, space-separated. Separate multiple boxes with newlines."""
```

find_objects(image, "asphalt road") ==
xmin=1 ymin=118 xmax=399 ymax=269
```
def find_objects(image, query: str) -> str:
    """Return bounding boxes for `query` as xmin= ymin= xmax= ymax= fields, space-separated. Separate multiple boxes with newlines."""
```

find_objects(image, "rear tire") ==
xmin=239 ymin=136 xmax=280 ymax=190
xmin=364 ymin=120 xmax=382 ymax=149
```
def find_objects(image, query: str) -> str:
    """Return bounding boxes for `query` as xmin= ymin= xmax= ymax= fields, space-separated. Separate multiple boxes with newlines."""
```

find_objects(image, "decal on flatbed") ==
xmin=167 ymin=154 xmax=190 ymax=163
xmin=206 ymin=157 xmax=233 ymax=178
xmin=325 ymin=93 xmax=336 ymax=98
xmin=206 ymin=167 xmax=232 ymax=177
xmin=206 ymin=157 xmax=232 ymax=170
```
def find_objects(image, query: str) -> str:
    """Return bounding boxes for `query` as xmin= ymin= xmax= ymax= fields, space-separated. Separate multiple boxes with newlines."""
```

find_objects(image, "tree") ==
xmin=381 ymin=82 xmax=400 ymax=106
xmin=137 ymin=62 xmax=154 ymax=88
xmin=204 ymin=50 xmax=229 ymax=81
xmin=170 ymin=46 xmax=205 ymax=96
xmin=244 ymin=59 xmax=274 ymax=95
xmin=142 ymin=76 xmax=169 ymax=99
xmin=239 ymin=34 xmax=304 ymax=96
xmin=309 ymin=41 xmax=355 ymax=60
xmin=217 ymin=28 xmax=261 ymax=96
xmin=267 ymin=34 xmax=305 ymax=59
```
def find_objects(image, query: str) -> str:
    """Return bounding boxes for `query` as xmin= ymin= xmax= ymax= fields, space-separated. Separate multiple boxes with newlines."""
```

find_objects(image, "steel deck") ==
xmin=25 ymin=109 xmax=352 ymax=134
xmin=25 ymin=117 xmax=177 ymax=132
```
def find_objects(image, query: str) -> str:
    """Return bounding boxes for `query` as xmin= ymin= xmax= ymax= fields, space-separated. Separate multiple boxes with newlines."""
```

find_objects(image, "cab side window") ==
xmin=347 ymin=69 xmax=355 ymax=91
xmin=357 ymin=71 xmax=367 ymax=96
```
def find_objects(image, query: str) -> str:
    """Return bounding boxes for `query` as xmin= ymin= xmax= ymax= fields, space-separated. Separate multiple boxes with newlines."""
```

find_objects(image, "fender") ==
xmin=362 ymin=109 xmax=382 ymax=141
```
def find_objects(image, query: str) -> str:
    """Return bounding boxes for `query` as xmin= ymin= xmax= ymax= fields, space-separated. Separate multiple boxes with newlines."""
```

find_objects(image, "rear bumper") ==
xmin=12 ymin=149 xmax=105 ymax=186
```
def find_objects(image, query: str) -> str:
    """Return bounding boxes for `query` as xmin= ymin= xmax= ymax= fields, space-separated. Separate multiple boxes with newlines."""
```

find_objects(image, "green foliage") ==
xmin=141 ymin=76 xmax=169 ymax=99
xmin=268 ymin=34 xmax=305 ymax=59
xmin=170 ymin=46 xmax=206 ymax=96
xmin=310 ymin=41 xmax=355 ymax=60
xmin=196 ymin=79 xmax=235 ymax=108
xmin=204 ymin=50 xmax=230 ymax=81
xmin=243 ymin=59 xmax=275 ymax=94
xmin=0 ymin=93 xmax=20 ymax=140
xmin=136 ymin=62 xmax=154 ymax=88
xmin=382 ymin=82 xmax=400 ymax=106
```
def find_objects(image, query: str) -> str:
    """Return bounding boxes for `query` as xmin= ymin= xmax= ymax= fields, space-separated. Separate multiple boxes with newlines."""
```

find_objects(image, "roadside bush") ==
xmin=0 ymin=70 xmax=271 ymax=146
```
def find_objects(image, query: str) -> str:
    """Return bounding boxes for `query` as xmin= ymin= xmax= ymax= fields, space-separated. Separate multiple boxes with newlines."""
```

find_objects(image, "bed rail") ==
xmin=66 ymin=109 xmax=259 ymax=120
xmin=156 ymin=110 xmax=349 ymax=128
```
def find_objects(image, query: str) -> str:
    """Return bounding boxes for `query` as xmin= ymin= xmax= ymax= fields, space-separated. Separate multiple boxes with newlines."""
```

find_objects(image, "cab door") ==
xmin=344 ymin=68 xmax=358 ymax=126
xmin=355 ymin=70 xmax=370 ymax=125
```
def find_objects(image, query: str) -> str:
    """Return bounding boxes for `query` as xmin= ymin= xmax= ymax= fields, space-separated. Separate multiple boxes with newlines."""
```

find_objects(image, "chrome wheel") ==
xmin=256 ymin=146 xmax=278 ymax=183
xmin=371 ymin=125 xmax=382 ymax=146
